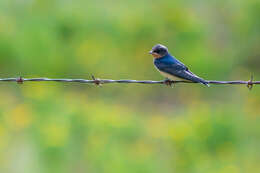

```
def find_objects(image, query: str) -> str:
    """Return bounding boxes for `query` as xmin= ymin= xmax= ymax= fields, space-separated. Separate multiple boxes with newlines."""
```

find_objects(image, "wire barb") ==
xmin=91 ymin=75 xmax=102 ymax=86
xmin=247 ymin=75 xmax=254 ymax=90
xmin=16 ymin=76 xmax=24 ymax=84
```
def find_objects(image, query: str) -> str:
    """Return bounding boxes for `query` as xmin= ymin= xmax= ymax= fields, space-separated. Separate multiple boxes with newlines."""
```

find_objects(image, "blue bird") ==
xmin=149 ymin=44 xmax=209 ymax=86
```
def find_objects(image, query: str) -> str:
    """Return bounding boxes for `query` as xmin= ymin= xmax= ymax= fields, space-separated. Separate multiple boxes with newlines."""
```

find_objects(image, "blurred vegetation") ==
xmin=0 ymin=0 xmax=260 ymax=172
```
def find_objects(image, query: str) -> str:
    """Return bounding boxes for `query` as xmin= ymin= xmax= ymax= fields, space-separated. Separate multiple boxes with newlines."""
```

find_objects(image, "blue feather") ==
xmin=154 ymin=53 xmax=209 ymax=87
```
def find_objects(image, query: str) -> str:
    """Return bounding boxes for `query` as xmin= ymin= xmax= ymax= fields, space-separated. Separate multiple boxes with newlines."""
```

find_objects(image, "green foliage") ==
xmin=0 ymin=0 xmax=260 ymax=172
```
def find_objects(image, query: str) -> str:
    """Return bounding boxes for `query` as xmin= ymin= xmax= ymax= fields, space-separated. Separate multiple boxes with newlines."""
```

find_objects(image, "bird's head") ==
xmin=149 ymin=44 xmax=169 ymax=58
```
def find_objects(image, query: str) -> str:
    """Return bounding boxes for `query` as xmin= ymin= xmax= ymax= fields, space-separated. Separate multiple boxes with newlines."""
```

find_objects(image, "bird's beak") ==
xmin=149 ymin=50 xmax=153 ymax=54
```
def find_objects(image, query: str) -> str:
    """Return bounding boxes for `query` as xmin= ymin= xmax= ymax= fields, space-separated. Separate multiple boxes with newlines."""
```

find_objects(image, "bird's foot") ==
xmin=163 ymin=79 xmax=174 ymax=87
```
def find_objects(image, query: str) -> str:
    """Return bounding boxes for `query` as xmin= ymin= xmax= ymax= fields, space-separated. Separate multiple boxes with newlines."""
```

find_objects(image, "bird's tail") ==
xmin=200 ymin=80 xmax=210 ymax=87
xmin=186 ymin=70 xmax=210 ymax=87
xmin=197 ymin=78 xmax=210 ymax=87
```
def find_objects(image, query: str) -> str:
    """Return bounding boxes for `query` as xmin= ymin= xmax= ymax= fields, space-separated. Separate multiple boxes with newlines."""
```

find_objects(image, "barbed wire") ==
xmin=0 ymin=75 xmax=258 ymax=90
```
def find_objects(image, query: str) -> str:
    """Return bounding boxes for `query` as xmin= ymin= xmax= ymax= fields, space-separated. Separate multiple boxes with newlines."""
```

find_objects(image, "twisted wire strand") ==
xmin=0 ymin=76 xmax=259 ymax=90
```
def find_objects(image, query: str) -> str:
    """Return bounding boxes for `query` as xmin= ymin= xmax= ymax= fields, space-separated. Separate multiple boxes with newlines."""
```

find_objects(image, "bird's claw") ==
xmin=163 ymin=79 xmax=174 ymax=87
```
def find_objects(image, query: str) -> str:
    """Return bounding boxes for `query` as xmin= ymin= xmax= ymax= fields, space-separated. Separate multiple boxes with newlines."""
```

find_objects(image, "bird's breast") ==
xmin=158 ymin=70 xmax=185 ymax=81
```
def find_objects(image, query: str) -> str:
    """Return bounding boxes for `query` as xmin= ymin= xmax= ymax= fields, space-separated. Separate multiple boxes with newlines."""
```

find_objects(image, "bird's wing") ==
xmin=156 ymin=61 xmax=207 ymax=83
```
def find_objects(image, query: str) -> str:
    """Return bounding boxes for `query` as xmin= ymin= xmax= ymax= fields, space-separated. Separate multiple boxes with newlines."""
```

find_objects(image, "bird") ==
xmin=149 ymin=44 xmax=210 ymax=87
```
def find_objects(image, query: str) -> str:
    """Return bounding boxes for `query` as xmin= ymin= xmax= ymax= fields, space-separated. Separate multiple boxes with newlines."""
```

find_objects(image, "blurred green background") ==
xmin=0 ymin=0 xmax=260 ymax=172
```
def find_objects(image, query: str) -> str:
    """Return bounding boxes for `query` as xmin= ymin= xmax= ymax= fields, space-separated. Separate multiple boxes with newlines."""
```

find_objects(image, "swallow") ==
xmin=149 ymin=44 xmax=209 ymax=86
